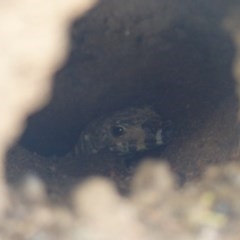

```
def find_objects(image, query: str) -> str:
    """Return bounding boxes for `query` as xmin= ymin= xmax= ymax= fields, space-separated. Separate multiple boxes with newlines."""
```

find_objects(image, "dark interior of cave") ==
xmin=7 ymin=1 xmax=239 ymax=191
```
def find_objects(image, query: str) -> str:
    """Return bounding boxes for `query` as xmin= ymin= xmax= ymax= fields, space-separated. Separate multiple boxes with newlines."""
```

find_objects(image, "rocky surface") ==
xmin=1 ymin=0 xmax=240 ymax=239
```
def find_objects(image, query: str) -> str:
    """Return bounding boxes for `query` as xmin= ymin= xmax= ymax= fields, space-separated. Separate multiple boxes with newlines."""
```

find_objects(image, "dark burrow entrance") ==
xmin=6 ymin=0 xmax=240 ymax=196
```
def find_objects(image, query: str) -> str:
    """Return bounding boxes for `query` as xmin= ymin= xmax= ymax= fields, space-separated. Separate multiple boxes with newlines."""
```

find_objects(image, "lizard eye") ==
xmin=111 ymin=125 xmax=125 ymax=137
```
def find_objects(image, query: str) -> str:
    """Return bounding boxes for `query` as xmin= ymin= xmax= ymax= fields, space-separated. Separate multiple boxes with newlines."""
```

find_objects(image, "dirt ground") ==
xmin=3 ymin=0 xmax=240 ymax=239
